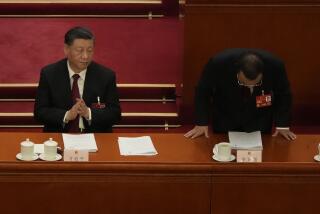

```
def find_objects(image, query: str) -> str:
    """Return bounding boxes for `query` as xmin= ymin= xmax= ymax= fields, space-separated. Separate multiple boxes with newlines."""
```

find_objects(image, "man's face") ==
xmin=64 ymin=38 xmax=94 ymax=73
xmin=237 ymin=71 xmax=263 ymax=88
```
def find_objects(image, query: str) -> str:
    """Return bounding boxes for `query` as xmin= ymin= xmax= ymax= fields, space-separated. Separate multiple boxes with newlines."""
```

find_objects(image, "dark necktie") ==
xmin=241 ymin=86 xmax=252 ymax=102
xmin=69 ymin=74 xmax=80 ymax=133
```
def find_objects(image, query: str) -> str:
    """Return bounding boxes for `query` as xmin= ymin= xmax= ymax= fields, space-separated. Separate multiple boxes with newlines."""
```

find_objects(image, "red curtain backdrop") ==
xmin=0 ymin=17 xmax=183 ymax=85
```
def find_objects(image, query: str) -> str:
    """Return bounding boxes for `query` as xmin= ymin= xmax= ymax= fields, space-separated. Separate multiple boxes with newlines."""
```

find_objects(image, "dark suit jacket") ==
xmin=34 ymin=58 xmax=121 ymax=133
xmin=195 ymin=48 xmax=292 ymax=133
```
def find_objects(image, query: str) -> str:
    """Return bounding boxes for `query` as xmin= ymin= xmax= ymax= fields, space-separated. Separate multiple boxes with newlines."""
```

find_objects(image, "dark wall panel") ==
xmin=183 ymin=4 xmax=320 ymax=126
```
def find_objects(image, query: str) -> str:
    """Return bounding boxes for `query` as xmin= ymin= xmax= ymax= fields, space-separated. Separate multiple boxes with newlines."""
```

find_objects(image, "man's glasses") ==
xmin=237 ymin=73 xmax=262 ymax=88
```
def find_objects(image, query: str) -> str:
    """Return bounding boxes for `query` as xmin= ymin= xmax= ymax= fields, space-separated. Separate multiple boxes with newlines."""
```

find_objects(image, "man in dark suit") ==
xmin=185 ymin=48 xmax=296 ymax=140
xmin=34 ymin=26 xmax=121 ymax=133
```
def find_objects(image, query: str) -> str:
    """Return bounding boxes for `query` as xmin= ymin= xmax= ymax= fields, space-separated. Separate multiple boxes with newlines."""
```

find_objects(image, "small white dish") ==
xmin=212 ymin=154 xmax=236 ymax=162
xmin=39 ymin=153 xmax=62 ymax=161
xmin=16 ymin=153 xmax=38 ymax=161
xmin=314 ymin=155 xmax=320 ymax=162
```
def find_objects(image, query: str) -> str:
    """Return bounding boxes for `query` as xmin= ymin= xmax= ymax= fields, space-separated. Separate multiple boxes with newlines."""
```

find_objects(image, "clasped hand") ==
xmin=66 ymin=98 xmax=89 ymax=121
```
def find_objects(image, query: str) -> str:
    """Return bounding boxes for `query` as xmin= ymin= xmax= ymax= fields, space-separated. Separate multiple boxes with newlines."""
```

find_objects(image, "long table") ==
xmin=0 ymin=132 xmax=319 ymax=214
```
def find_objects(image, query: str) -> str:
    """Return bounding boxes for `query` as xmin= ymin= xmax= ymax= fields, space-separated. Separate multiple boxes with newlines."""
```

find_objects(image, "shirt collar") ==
xmin=67 ymin=60 xmax=87 ymax=80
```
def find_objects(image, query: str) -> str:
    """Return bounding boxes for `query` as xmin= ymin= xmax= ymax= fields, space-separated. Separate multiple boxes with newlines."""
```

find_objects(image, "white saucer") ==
xmin=39 ymin=153 xmax=62 ymax=161
xmin=16 ymin=153 xmax=38 ymax=161
xmin=212 ymin=154 xmax=236 ymax=162
xmin=314 ymin=155 xmax=320 ymax=162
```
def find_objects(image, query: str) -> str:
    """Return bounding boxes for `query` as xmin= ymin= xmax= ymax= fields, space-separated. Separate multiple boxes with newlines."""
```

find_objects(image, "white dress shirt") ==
xmin=63 ymin=61 xmax=92 ymax=130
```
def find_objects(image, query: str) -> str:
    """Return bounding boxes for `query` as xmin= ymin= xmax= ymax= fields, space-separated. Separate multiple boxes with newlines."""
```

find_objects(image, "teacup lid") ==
xmin=21 ymin=138 xmax=34 ymax=145
xmin=44 ymin=138 xmax=58 ymax=146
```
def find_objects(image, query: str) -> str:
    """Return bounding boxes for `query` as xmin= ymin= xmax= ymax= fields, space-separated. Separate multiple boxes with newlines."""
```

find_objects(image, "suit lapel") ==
xmin=60 ymin=59 xmax=73 ymax=108
xmin=82 ymin=63 xmax=94 ymax=104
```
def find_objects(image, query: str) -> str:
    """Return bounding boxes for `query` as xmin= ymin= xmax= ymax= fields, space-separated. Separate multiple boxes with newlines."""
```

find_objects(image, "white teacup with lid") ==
xmin=20 ymin=138 xmax=35 ymax=160
xmin=314 ymin=143 xmax=320 ymax=162
xmin=213 ymin=142 xmax=233 ymax=162
xmin=214 ymin=142 xmax=231 ymax=161
xmin=43 ymin=138 xmax=58 ymax=161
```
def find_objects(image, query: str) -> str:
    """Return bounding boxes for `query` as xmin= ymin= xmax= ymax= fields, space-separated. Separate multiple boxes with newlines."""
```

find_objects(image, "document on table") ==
xmin=228 ymin=131 xmax=263 ymax=150
xmin=62 ymin=133 xmax=98 ymax=152
xmin=118 ymin=136 xmax=158 ymax=156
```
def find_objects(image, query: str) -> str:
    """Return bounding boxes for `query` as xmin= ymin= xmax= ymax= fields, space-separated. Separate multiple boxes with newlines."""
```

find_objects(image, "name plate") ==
xmin=64 ymin=149 xmax=89 ymax=162
xmin=236 ymin=150 xmax=262 ymax=162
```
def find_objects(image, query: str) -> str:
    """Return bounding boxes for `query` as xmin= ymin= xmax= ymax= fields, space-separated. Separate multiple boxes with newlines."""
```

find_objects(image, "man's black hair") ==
xmin=64 ymin=26 xmax=95 ymax=46
xmin=236 ymin=52 xmax=264 ymax=80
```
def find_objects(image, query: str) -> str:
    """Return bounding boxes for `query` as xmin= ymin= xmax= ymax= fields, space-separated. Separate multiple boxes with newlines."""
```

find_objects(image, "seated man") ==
xmin=185 ymin=48 xmax=296 ymax=140
xmin=34 ymin=26 xmax=121 ymax=133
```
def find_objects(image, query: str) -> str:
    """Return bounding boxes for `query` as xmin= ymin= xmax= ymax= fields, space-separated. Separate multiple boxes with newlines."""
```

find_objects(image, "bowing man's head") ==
xmin=236 ymin=52 xmax=264 ymax=89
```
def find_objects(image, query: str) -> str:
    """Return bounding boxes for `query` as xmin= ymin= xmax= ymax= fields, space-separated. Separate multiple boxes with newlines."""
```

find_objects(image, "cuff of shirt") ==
xmin=276 ymin=127 xmax=289 ymax=130
xmin=63 ymin=111 xmax=69 ymax=124
xmin=86 ymin=108 xmax=92 ymax=125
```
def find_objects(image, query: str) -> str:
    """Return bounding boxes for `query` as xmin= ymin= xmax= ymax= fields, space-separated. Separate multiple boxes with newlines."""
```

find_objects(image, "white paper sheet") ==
xmin=228 ymin=131 xmax=263 ymax=150
xmin=118 ymin=136 xmax=158 ymax=156
xmin=62 ymin=133 xmax=98 ymax=152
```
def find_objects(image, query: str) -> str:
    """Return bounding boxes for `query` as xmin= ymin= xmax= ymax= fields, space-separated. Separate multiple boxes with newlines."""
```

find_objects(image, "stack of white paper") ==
xmin=62 ymin=133 xmax=98 ymax=152
xmin=228 ymin=131 xmax=263 ymax=150
xmin=118 ymin=136 xmax=158 ymax=156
